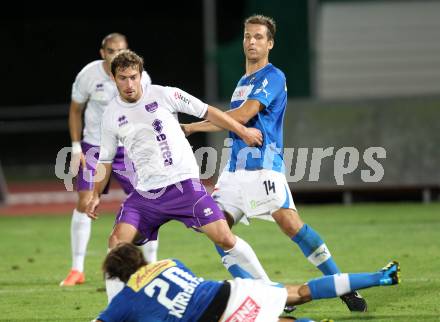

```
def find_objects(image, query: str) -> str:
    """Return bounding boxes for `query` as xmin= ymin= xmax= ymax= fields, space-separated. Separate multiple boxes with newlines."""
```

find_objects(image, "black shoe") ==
xmin=340 ymin=291 xmax=367 ymax=312
xmin=284 ymin=305 xmax=297 ymax=313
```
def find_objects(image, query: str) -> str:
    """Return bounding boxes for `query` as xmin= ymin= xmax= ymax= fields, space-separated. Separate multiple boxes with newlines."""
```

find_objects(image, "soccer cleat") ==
xmin=59 ymin=269 xmax=85 ymax=286
xmin=379 ymin=261 xmax=400 ymax=285
xmin=340 ymin=291 xmax=367 ymax=312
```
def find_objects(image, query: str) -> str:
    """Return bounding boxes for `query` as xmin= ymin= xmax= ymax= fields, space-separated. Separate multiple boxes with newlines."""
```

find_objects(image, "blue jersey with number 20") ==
xmin=97 ymin=259 xmax=222 ymax=322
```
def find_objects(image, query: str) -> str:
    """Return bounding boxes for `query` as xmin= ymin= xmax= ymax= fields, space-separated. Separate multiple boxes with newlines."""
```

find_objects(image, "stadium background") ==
xmin=0 ymin=1 xmax=439 ymax=321
xmin=1 ymin=0 xmax=439 ymax=206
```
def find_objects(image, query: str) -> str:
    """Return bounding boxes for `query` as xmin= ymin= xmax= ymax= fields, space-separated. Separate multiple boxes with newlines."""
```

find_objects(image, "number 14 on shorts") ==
xmin=263 ymin=180 xmax=276 ymax=195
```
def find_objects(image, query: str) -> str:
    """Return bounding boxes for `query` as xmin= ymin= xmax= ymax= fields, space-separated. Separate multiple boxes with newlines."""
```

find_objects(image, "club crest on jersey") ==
xmin=174 ymin=91 xmax=190 ymax=104
xmin=145 ymin=101 xmax=158 ymax=113
xmin=152 ymin=119 xmax=163 ymax=133
xmin=118 ymin=115 xmax=128 ymax=127
xmin=96 ymin=83 xmax=104 ymax=92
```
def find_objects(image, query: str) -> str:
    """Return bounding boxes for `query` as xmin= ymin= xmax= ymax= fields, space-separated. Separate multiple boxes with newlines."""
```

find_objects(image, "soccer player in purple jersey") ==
xmin=85 ymin=50 xmax=271 ymax=303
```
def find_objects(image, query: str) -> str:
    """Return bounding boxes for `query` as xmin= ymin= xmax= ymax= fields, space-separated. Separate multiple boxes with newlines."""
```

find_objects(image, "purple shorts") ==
xmin=76 ymin=141 xmax=136 ymax=194
xmin=115 ymin=178 xmax=226 ymax=245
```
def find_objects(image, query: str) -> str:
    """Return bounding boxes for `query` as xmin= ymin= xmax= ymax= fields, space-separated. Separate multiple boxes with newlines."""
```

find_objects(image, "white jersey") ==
xmin=99 ymin=84 xmax=208 ymax=191
xmin=71 ymin=60 xmax=152 ymax=146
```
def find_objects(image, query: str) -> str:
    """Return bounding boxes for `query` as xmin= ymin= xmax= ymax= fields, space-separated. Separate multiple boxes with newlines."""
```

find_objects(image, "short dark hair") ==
xmin=101 ymin=32 xmax=127 ymax=49
xmin=111 ymin=49 xmax=144 ymax=77
xmin=102 ymin=243 xmax=147 ymax=283
xmin=244 ymin=15 xmax=276 ymax=41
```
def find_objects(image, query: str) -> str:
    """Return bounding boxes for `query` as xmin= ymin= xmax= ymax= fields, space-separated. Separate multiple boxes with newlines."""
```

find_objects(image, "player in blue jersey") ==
xmin=93 ymin=243 xmax=400 ymax=322
xmin=182 ymin=15 xmax=368 ymax=312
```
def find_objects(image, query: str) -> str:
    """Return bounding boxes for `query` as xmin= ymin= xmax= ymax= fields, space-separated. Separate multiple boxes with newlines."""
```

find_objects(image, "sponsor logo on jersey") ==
xmin=225 ymin=296 xmax=261 ymax=322
xmin=152 ymin=119 xmax=173 ymax=166
xmin=118 ymin=115 xmax=128 ymax=127
xmin=127 ymin=260 xmax=176 ymax=292
xmin=145 ymin=101 xmax=158 ymax=113
xmin=174 ymin=91 xmax=190 ymax=104
xmin=231 ymin=85 xmax=254 ymax=103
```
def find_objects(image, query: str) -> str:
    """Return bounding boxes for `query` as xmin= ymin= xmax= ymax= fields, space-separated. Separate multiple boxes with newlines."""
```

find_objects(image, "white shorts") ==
xmin=221 ymin=278 xmax=287 ymax=322
xmin=212 ymin=169 xmax=296 ymax=225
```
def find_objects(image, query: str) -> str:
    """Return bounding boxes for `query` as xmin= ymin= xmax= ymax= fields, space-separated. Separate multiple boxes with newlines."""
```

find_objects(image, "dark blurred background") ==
xmin=1 ymin=0 xmax=439 ymax=203
xmin=0 ymin=1 xmax=310 ymax=172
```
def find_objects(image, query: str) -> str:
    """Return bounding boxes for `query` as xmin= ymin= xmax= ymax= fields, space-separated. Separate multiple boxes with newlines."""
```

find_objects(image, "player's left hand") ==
xmin=242 ymin=127 xmax=263 ymax=147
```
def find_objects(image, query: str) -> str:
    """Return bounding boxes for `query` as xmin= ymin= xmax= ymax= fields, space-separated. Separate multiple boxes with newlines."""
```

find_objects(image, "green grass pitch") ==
xmin=0 ymin=202 xmax=439 ymax=321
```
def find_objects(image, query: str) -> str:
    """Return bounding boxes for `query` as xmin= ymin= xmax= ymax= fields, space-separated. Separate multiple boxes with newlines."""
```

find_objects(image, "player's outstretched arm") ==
xmin=203 ymin=105 xmax=263 ymax=147
xmin=181 ymin=119 xmax=222 ymax=136
xmin=182 ymin=99 xmax=263 ymax=136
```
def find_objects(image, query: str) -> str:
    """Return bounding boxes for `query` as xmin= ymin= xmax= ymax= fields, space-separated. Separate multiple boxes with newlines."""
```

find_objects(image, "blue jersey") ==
xmin=228 ymin=63 xmax=287 ymax=173
xmin=97 ymin=259 xmax=222 ymax=322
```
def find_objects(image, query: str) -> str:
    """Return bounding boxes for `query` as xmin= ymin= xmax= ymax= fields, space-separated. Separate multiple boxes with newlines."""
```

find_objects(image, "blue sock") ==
xmin=215 ymin=244 xmax=254 ymax=279
xmin=292 ymin=224 xmax=340 ymax=275
xmin=308 ymin=272 xmax=382 ymax=299
xmin=349 ymin=272 xmax=382 ymax=289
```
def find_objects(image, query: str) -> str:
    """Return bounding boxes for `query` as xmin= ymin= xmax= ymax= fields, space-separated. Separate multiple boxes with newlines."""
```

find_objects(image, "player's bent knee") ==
xmin=212 ymin=231 xmax=236 ymax=250
xmin=108 ymin=234 xmax=124 ymax=249
xmin=272 ymin=209 xmax=303 ymax=238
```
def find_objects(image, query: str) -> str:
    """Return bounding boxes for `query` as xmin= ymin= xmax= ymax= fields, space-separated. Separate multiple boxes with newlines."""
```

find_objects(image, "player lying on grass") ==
xmin=93 ymin=243 xmax=400 ymax=322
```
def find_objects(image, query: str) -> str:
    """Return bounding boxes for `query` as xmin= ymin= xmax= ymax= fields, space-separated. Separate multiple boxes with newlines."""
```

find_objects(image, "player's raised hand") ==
xmin=241 ymin=127 xmax=263 ymax=147
xmin=85 ymin=195 xmax=101 ymax=220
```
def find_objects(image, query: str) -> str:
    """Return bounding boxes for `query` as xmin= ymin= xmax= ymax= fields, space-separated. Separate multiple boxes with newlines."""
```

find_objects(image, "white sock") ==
xmin=105 ymin=276 xmax=125 ymax=303
xmin=226 ymin=236 xmax=271 ymax=283
xmin=140 ymin=239 xmax=159 ymax=263
xmin=71 ymin=209 xmax=91 ymax=272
